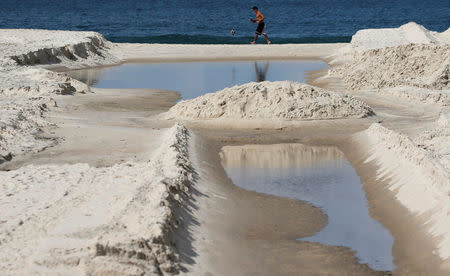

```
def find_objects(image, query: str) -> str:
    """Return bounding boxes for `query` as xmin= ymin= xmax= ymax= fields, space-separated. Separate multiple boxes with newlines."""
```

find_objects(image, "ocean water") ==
xmin=0 ymin=0 xmax=448 ymax=44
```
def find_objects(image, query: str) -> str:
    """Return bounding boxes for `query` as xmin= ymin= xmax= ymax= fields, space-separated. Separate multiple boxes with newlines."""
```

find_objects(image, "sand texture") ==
xmin=415 ymin=114 xmax=450 ymax=173
xmin=0 ymin=124 xmax=193 ymax=275
xmin=350 ymin=22 xmax=450 ymax=51
xmin=0 ymin=30 xmax=119 ymax=163
xmin=110 ymin=42 xmax=344 ymax=62
xmin=354 ymin=123 xmax=450 ymax=260
xmin=378 ymin=86 xmax=450 ymax=105
xmin=165 ymin=81 xmax=374 ymax=120
xmin=331 ymin=43 xmax=450 ymax=90
xmin=329 ymin=22 xmax=450 ymax=110
xmin=0 ymin=29 xmax=118 ymax=69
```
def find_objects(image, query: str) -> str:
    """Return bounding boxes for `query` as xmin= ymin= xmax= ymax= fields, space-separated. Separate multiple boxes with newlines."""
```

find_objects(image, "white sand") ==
xmin=0 ymin=30 xmax=117 ymax=162
xmin=415 ymin=113 xmax=450 ymax=172
xmin=165 ymin=81 xmax=373 ymax=120
xmin=350 ymin=22 xmax=450 ymax=51
xmin=354 ymin=123 xmax=450 ymax=259
xmin=329 ymin=23 xmax=450 ymax=114
xmin=378 ymin=86 xmax=450 ymax=106
xmin=331 ymin=43 xmax=450 ymax=90
xmin=0 ymin=29 xmax=118 ymax=69
xmin=0 ymin=32 xmax=195 ymax=274
xmin=109 ymin=42 xmax=344 ymax=61
xmin=0 ymin=123 xmax=192 ymax=274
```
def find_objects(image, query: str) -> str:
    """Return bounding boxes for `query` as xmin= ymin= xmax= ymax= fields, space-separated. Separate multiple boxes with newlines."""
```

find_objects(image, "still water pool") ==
xmin=220 ymin=144 xmax=395 ymax=271
xmin=67 ymin=60 xmax=327 ymax=99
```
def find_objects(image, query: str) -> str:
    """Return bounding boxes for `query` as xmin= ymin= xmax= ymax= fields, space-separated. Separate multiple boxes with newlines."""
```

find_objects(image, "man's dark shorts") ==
xmin=255 ymin=22 xmax=266 ymax=35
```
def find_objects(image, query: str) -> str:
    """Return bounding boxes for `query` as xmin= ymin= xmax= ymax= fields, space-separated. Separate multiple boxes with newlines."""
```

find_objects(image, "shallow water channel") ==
xmin=67 ymin=60 xmax=327 ymax=99
xmin=220 ymin=144 xmax=395 ymax=271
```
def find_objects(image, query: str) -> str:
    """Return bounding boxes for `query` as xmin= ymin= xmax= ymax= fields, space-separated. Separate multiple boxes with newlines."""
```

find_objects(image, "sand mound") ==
xmin=330 ymin=23 xmax=450 ymax=92
xmin=331 ymin=44 xmax=450 ymax=90
xmin=165 ymin=81 xmax=374 ymax=120
xmin=351 ymin=22 xmax=450 ymax=51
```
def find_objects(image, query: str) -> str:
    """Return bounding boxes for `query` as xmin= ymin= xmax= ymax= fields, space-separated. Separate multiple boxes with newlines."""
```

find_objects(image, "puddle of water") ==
xmin=67 ymin=60 xmax=327 ymax=99
xmin=220 ymin=144 xmax=395 ymax=271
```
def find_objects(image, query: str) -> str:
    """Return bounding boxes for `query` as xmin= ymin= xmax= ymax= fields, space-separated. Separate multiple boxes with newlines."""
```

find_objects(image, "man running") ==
xmin=250 ymin=6 xmax=271 ymax=44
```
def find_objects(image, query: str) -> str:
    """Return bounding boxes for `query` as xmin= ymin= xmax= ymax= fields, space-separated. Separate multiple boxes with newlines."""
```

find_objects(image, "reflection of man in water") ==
xmin=254 ymin=61 xmax=269 ymax=82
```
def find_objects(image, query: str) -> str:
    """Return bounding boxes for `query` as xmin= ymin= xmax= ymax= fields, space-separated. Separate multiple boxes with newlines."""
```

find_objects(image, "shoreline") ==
xmin=0 ymin=24 xmax=449 ymax=275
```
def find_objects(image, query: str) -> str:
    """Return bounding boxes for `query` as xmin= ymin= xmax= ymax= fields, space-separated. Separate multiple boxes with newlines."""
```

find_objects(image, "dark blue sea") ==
xmin=0 ymin=0 xmax=448 ymax=44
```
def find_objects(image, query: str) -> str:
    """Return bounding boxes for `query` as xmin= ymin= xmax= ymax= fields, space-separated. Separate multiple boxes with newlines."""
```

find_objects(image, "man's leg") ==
xmin=263 ymin=34 xmax=271 ymax=44
xmin=251 ymin=34 xmax=259 ymax=44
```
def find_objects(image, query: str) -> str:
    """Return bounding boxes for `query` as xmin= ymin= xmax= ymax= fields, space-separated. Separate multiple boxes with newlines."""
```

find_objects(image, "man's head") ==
xmin=252 ymin=6 xmax=258 ymax=12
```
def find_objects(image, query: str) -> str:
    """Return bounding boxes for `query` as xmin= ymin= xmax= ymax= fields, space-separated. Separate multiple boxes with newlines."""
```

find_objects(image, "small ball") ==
xmin=230 ymin=29 xmax=236 ymax=36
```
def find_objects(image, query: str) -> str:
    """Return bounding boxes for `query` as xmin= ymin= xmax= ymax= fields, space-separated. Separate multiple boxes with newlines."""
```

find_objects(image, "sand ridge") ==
xmin=0 ymin=124 xmax=193 ymax=275
xmin=352 ymin=123 xmax=450 ymax=264
xmin=0 ymin=29 xmax=118 ymax=69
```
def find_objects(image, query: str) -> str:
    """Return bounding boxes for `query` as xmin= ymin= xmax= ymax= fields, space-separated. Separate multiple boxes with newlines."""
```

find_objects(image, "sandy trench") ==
xmin=1 ymin=24 xmax=450 ymax=275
